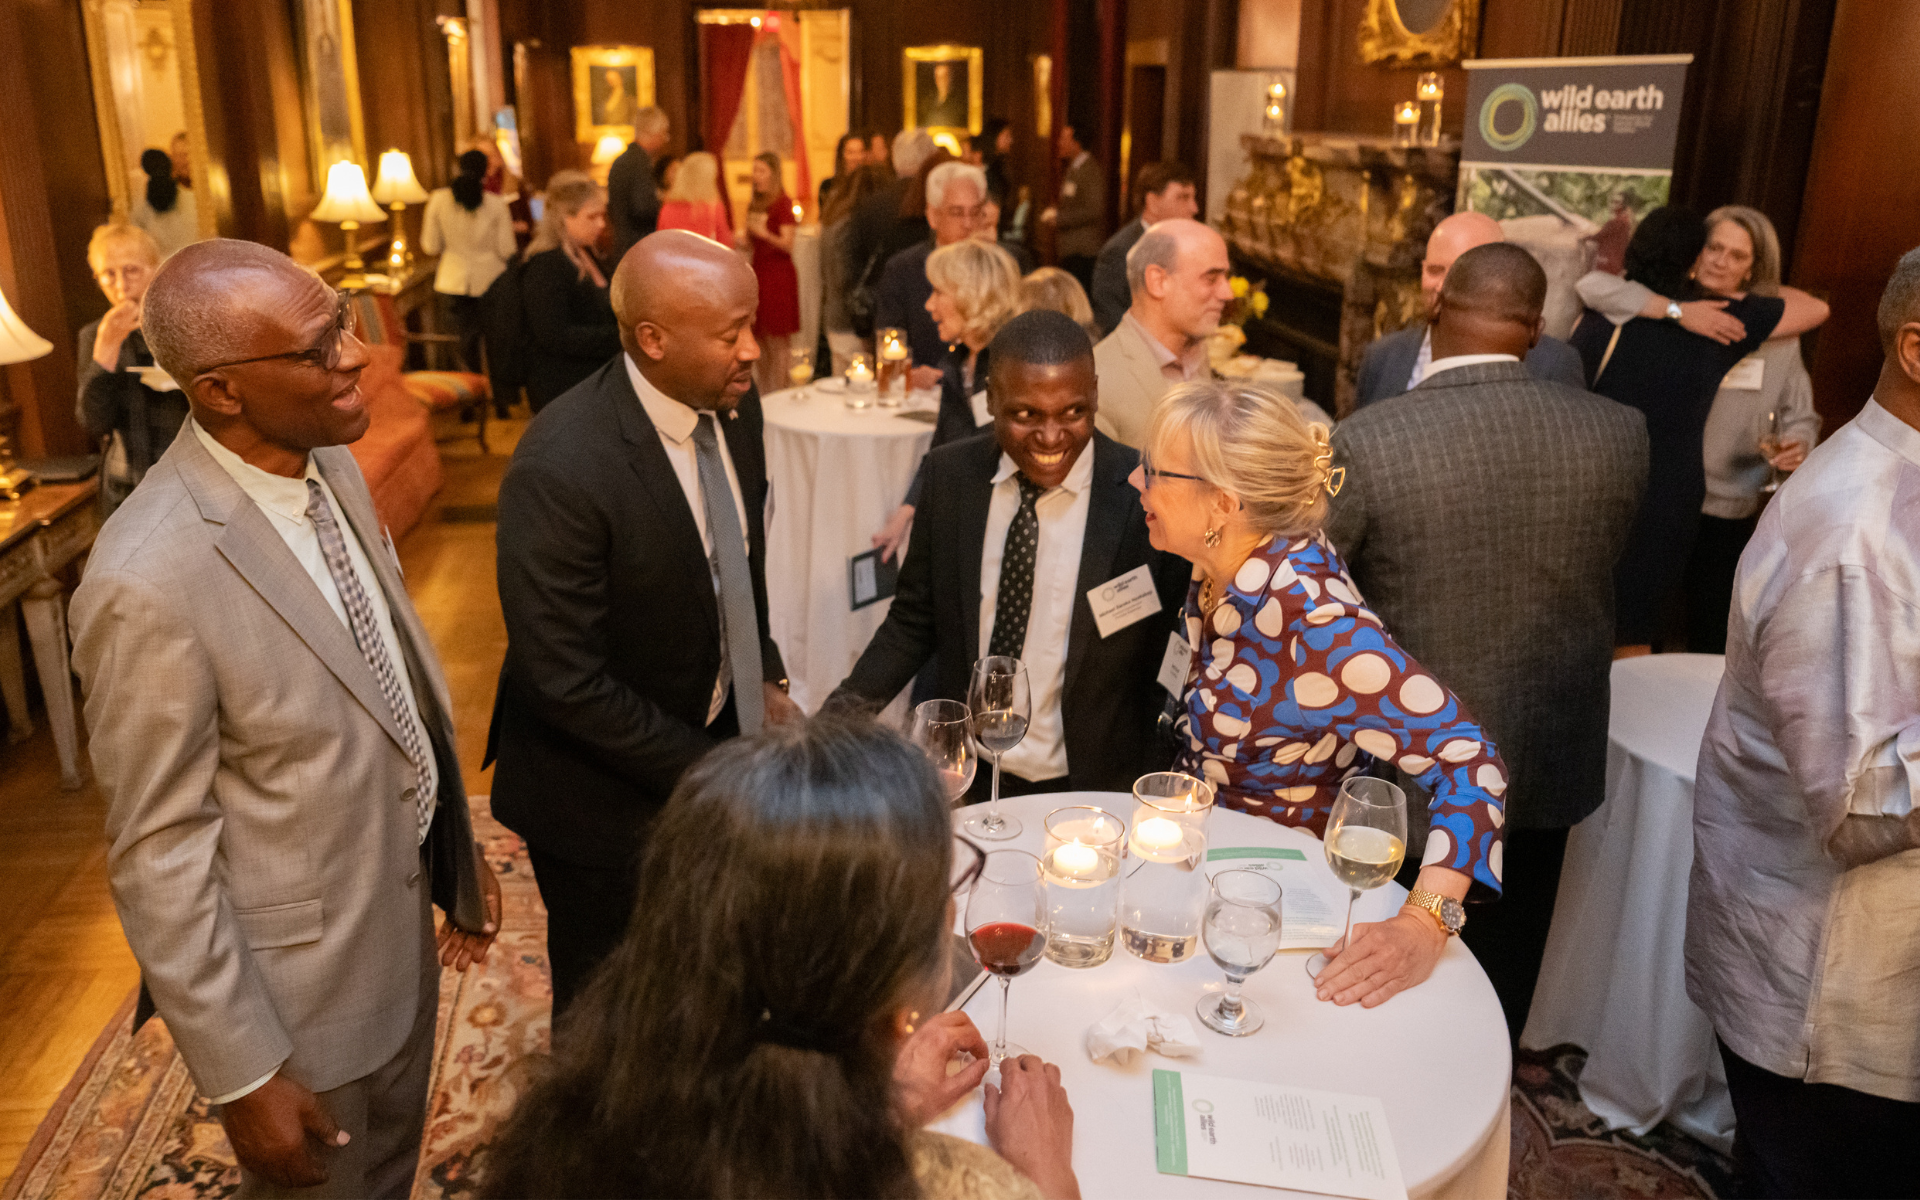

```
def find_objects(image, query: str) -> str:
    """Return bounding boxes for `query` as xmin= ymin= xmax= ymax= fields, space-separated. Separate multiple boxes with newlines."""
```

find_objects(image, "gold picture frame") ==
xmin=1357 ymin=0 xmax=1477 ymax=68
xmin=903 ymin=45 xmax=982 ymax=139
xmin=79 ymin=0 xmax=217 ymax=238
xmin=572 ymin=45 xmax=656 ymax=145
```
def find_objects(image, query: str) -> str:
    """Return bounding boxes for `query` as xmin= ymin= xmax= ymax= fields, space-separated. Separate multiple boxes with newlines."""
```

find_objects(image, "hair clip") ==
xmin=1310 ymin=425 xmax=1344 ymax=497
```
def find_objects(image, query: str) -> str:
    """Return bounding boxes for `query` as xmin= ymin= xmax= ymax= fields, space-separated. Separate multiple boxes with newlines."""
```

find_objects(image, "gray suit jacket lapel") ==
xmin=175 ymin=432 xmax=411 ymax=754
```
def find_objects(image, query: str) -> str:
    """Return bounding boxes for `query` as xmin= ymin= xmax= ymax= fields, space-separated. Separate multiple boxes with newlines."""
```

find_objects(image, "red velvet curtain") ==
xmin=701 ymin=23 xmax=755 ymax=157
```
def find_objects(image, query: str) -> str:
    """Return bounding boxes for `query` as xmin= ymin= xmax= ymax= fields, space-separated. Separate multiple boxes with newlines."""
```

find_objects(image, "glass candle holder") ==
xmin=1393 ymin=101 xmax=1420 ymax=148
xmin=1416 ymin=72 xmax=1444 ymax=147
xmin=1119 ymin=771 xmax=1214 ymax=963
xmin=1262 ymin=79 xmax=1288 ymax=134
xmin=876 ymin=327 xmax=910 ymax=408
xmin=1042 ymin=806 xmax=1126 ymax=968
xmin=844 ymin=352 xmax=875 ymax=409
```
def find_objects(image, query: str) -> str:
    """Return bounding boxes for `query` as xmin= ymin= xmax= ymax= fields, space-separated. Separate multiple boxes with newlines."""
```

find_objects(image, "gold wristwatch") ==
xmin=1405 ymin=888 xmax=1466 ymax=936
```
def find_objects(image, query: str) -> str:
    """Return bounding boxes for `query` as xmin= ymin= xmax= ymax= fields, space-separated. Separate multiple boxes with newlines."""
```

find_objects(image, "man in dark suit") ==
xmin=1040 ymin=125 xmax=1106 ymax=293
xmin=1354 ymin=212 xmax=1586 ymax=408
xmin=844 ymin=130 xmax=937 ymax=338
xmin=489 ymin=230 xmax=801 ymax=1017
xmin=1325 ymin=243 xmax=1648 ymax=1038
xmin=832 ymin=310 xmax=1187 ymax=797
xmin=606 ymin=107 xmax=670 ymax=265
xmin=874 ymin=161 xmax=987 ymax=372
xmin=1090 ymin=161 xmax=1197 ymax=336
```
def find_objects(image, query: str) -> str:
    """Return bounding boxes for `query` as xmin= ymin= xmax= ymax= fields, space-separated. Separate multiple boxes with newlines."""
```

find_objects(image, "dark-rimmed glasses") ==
xmin=1139 ymin=452 xmax=1207 ymax=488
xmin=951 ymin=834 xmax=988 ymax=894
xmin=197 ymin=294 xmax=360 ymax=376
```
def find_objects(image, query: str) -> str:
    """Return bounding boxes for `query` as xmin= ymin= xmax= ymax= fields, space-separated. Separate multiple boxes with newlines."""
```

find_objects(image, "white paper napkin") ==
xmin=1086 ymin=990 xmax=1203 ymax=1064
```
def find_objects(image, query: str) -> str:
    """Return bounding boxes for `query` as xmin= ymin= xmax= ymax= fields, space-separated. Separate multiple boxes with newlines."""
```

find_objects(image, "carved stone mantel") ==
xmin=1222 ymin=134 xmax=1460 ymax=415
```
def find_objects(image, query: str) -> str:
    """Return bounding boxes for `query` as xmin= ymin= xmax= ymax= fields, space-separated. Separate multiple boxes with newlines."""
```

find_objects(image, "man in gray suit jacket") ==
xmin=1354 ymin=211 xmax=1586 ymax=409
xmin=71 ymin=241 xmax=499 ymax=1198
xmin=1325 ymin=243 xmax=1647 ymax=1038
xmin=1040 ymin=124 xmax=1106 ymax=292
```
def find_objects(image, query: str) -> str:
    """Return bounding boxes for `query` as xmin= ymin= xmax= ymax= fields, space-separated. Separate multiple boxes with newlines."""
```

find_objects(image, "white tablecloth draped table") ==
xmin=933 ymin=792 xmax=1512 ymax=1200
xmin=1520 ymin=653 xmax=1734 ymax=1151
xmin=761 ymin=385 xmax=937 ymax=711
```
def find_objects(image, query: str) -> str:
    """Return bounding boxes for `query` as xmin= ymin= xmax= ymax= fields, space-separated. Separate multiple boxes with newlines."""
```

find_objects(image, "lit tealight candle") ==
xmin=1135 ymin=816 xmax=1184 ymax=853
xmin=1416 ymin=72 xmax=1443 ymax=102
xmin=880 ymin=339 xmax=909 ymax=361
xmin=1395 ymin=101 xmax=1420 ymax=126
xmin=846 ymin=359 xmax=874 ymax=385
xmin=1052 ymin=842 xmax=1100 ymax=877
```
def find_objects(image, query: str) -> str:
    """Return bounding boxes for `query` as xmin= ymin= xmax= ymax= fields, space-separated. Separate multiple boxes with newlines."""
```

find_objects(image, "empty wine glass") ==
xmin=1758 ymin=407 xmax=1784 ymax=494
xmin=965 ymin=657 xmax=1030 ymax=841
xmin=965 ymin=850 xmax=1047 ymax=1065
xmin=1197 ymin=870 xmax=1284 ymax=1036
xmin=910 ymin=699 xmax=976 ymax=806
xmin=1306 ymin=775 xmax=1408 ymax=979
xmin=787 ymin=346 xmax=814 ymax=402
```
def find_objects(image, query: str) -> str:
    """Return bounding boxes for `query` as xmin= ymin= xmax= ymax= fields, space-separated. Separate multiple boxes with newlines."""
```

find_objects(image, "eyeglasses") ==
xmin=94 ymin=264 xmax=150 ymax=288
xmin=940 ymin=204 xmax=988 ymax=223
xmin=1139 ymin=452 xmax=1207 ymax=488
xmin=197 ymin=294 xmax=360 ymax=376
xmin=951 ymin=834 xmax=988 ymax=894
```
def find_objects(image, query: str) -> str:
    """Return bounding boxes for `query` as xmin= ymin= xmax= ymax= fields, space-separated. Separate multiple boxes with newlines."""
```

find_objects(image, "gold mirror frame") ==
xmin=1357 ymin=0 xmax=1477 ymax=68
xmin=80 ymin=0 xmax=218 ymax=240
xmin=903 ymin=45 xmax=983 ymax=138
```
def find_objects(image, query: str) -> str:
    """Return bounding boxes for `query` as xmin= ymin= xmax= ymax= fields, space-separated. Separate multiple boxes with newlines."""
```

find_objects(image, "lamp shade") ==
xmin=371 ymin=149 xmax=429 ymax=205
xmin=309 ymin=161 xmax=388 ymax=225
xmin=590 ymin=134 xmax=626 ymax=166
xmin=0 ymin=287 xmax=52 ymax=366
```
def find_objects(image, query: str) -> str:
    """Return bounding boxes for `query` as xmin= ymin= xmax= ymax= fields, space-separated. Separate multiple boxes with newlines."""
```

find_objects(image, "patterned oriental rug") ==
xmin=5 ymin=798 xmax=1735 ymax=1200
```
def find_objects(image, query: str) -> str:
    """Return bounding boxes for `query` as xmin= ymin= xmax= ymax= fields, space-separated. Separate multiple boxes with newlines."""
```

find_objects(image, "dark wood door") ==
xmin=1125 ymin=63 xmax=1166 ymax=210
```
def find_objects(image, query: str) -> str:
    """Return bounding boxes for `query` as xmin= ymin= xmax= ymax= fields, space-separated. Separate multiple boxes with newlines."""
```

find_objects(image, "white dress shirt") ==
xmin=624 ymin=354 xmax=750 ymax=723
xmin=1688 ymin=397 xmax=1920 ymax=1101
xmin=190 ymin=419 xmax=438 ymax=1103
xmin=977 ymin=446 xmax=1095 ymax=782
xmin=1420 ymin=350 xmax=1520 ymax=383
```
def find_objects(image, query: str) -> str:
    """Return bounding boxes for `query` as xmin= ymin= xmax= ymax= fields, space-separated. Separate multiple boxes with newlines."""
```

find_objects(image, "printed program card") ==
xmin=1153 ymin=1069 xmax=1407 ymax=1200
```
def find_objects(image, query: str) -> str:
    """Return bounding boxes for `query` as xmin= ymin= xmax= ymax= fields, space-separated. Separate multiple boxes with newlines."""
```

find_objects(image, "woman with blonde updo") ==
xmin=1133 ymin=380 xmax=1509 ymax=1008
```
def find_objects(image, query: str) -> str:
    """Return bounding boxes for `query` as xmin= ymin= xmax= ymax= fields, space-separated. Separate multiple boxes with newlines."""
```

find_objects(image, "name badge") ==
xmin=1158 ymin=630 xmax=1193 ymax=697
xmin=970 ymin=388 xmax=992 ymax=427
xmin=1722 ymin=355 xmax=1765 ymax=391
xmin=1062 ymin=180 xmax=1077 ymax=198
xmin=1087 ymin=564 xmax=1162 ymax=638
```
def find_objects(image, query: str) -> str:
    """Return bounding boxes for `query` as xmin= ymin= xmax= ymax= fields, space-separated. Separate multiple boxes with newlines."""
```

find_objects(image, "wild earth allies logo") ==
xmin=1477 ymin=78 xmax=1670 ymax=152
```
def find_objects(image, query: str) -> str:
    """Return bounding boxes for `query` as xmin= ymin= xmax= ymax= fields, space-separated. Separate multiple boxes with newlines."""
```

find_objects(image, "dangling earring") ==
xmin=1204 ymin=526 xmax=1221 ymax=549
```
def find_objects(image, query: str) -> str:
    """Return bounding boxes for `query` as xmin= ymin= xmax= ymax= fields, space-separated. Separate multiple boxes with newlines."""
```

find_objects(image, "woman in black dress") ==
xmin=521 ymin=171 xmax=620 ymax=412
xmin=1569 ymin=206 xmax=1829 ymax=652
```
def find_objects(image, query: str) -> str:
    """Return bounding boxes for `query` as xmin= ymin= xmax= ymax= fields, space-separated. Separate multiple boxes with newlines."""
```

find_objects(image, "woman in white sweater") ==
xmin=421 ymin=149 xmax=517 ymax=378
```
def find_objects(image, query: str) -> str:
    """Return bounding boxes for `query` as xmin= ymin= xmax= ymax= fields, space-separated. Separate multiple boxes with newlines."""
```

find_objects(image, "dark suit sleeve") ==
xmin=1321 ymin=428 xmax=1370 ymax=563
xmin=1353 ymin=337 xmax=1391 ymax=410
xmin=831 ymin=452 xmax=943 ymax=707
xmin=496 ymin=453 xmax=714 ymax=788
xmin=75 ymin=320 xmax=122 ymax=439
xmin=1531 ymin=336 xmax=1590 ymax=392
xmin=1091 ymin=237 xmax=1131 ymax=335
xmin=522 ymin=253 xmax=622 ymax=361
xmin=874 ymin=250 xmax=914 ymax=336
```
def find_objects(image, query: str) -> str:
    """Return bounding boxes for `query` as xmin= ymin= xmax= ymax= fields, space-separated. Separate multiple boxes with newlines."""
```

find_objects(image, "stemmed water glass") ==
xmin=787 ymin=347 xmax=814 ymax=402
xmin=965 ymin=850 xmax=1047 ymax=1065
xmin=965 ymin=657 xmax=1030 ymax=841
xmin=910 ymin=699 xmax=976 ymax=806
xmin=1306 ymin=776 xmax=1408 ymax=979
xmin=1197 ymin=870 xmax=1284 ymax=1036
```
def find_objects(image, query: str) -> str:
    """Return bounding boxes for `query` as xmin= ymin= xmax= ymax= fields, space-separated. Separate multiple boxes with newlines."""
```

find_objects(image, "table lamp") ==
xmin=589 ymin=134 xmax=626 ymax=186
xmin=0 ymin=286 xmax=51 ymax=498
xmin=370 ymin=149 xmax=430 ymax=275
xmin=309 ymin=161 xmax=389 ymax=287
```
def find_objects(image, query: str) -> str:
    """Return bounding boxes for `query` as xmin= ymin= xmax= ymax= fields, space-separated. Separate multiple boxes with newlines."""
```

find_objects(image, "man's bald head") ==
xmin=1126 ymin=218 xmax=1233 ymax=347
xmin=142 ymin=239 xmax=326 ymax=383
xmin=612 ymin=230 xmax=761 ymax=409
xmin=1421 ymin=210 xmax=1507 ymax=310
xmin=1429 ymin=242 xmax=1547 ymax=362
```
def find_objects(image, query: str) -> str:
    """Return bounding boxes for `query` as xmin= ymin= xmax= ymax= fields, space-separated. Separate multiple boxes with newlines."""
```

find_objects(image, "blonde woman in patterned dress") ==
xmin=1130 ymin=379 xmax=1509 ymax=1009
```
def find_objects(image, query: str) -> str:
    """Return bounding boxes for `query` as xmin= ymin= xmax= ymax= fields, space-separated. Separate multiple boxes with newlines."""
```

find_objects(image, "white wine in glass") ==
xmin=1758 ymin=407 xmax=1784 ymax=494
xmin=910 ymin=698 xmax=976 ymax=805
xmin=1306 ymin=775 xmax=1407 ymax=979
xmin=787 ymin=347 xmax=814 ymax=402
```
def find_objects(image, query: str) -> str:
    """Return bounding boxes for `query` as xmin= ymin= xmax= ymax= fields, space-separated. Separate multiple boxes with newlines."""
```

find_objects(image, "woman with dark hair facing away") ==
xmin=520 ymin=171 xmax=620 ymax=411
xmin=1567 ymin=206 xmax=1829 ymax=654
xmin=129 ymin=147 xmax=198 ymax=259
xmin=479 ymin=717 xmax=1080 ymax=1200
xmin=421 ymin=149 xmax=517 ymax=377
xmin=744 ymin=151 xmax=802 ymax=396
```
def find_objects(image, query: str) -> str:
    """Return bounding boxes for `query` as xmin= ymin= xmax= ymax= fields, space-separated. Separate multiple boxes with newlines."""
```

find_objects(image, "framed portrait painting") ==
xmin=903 ymin=45 xmax=982 ymax=137
xmin=571 ymin=45 xmax=656 ymax=144
xmin=290 ymin=0 xmax=368 ymax=181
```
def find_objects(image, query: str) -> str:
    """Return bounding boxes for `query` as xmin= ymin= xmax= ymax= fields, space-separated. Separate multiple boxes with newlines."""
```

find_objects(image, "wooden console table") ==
xmin=0 ymin=482 xmax=101 ymax=789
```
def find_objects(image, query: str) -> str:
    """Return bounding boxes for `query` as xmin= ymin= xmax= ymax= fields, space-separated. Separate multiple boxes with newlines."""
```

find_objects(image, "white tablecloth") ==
xmin=934 ymin=792 xmax=1512 ymax=1200
xmin=761 ymin=385 xmax=937 ymax=711
xmin=1520 ymin=654 xmax=1734 ymax=1151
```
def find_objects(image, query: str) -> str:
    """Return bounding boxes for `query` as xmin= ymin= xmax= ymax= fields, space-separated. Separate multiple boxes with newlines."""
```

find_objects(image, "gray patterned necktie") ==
xmin=989 ymin=474 xmax=1046 ymax=660
xmin=690 ymin=414 xmax=764 ymax=735
xmin=305 ymin=480 xmax=434 ymax=840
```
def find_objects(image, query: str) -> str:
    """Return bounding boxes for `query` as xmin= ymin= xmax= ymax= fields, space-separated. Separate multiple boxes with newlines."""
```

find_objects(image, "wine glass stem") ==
xmin=985 ymin=756 xmax=1003 ymax=831
xmin=1340 ymin=888 xmax=1358 ymax=952
xmin=994 ymin=975 xmax=1011 ymax=1062
xmin=1220 ymin=973 xmax=1247 ymax=1019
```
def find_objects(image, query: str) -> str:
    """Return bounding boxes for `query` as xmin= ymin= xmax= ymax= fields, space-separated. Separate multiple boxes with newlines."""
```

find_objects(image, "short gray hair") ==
xmin=634 ymin=106 xmax=669 ymax=139
xmin=141 ymin=239 xmax=321 ymax=382
xmin=1126 ymin=224 xmax=1180 ymax=293
xmin=926 ymin=161 xmax=986 ymax=210
xmin=1878 ymin=246 xmax=1920 ymax=353
xmin=892 ymin=128 xmax=936 ymax=177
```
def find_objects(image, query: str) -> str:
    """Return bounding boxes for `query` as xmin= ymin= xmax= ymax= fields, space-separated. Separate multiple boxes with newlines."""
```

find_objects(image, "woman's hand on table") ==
xmin=872 ymin=503 xmax=914 ymax=563
xmin=1313 ymin=909 xmax=1446 ymax=1008
xmin=893 ymin=1011 xmax=991 ymax=1126
xmin=984 ymin=1054 xmax=1080 ymax=1200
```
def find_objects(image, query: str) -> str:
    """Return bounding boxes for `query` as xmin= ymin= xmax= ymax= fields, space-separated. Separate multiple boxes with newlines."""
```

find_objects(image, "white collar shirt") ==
xmin=1690 ymin=397 xmax=1920 ymax=1099
xmin=624 ymin=354 xmax=750 ymax=723
xmin=1420 ymin=350 xmax=1520 ymax=384
xmin=977 ymin=445 xmax=1096 ymax=782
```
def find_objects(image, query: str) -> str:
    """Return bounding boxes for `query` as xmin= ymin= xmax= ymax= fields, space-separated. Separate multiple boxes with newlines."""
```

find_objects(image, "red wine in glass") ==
xmin=969 ymin=921 xmax=1045 ymax=976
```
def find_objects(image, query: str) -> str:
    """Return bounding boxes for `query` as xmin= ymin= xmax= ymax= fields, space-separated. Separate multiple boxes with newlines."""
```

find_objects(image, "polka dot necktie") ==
xmin=989 ymin=474 xmax=1046 ymax=660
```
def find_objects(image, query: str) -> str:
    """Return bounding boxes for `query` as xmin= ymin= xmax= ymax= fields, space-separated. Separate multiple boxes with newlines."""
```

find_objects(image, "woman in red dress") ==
xmin=745 ymin=151 xmax=801 ymax=395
